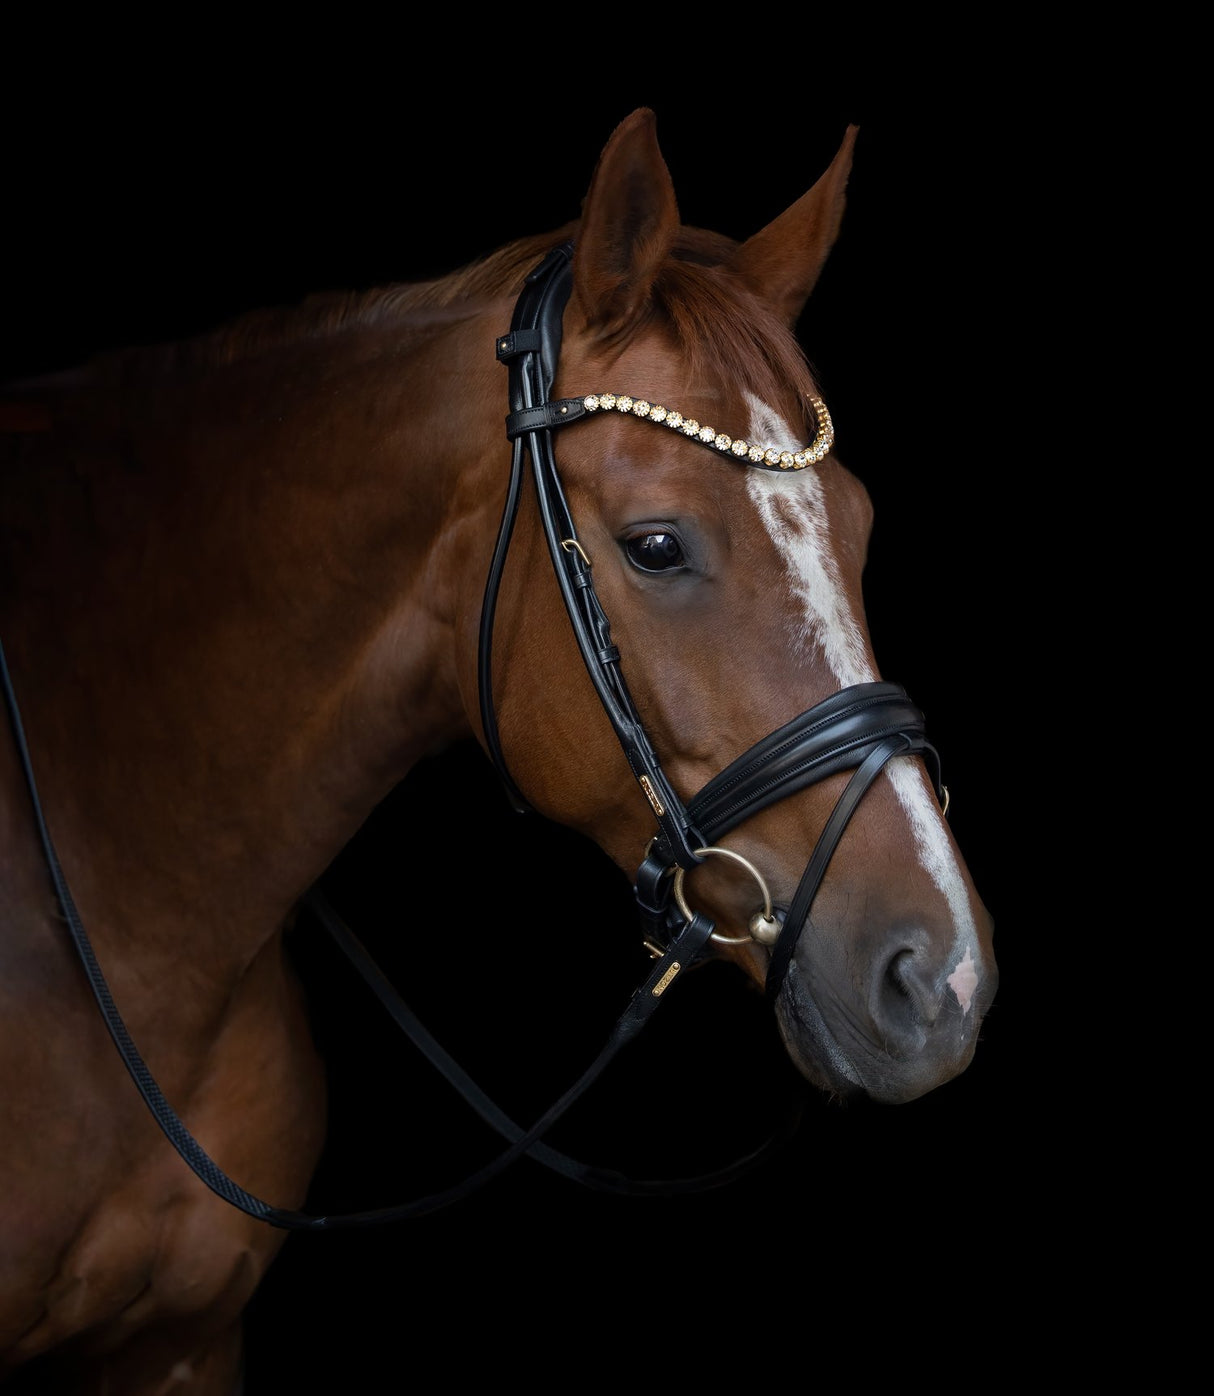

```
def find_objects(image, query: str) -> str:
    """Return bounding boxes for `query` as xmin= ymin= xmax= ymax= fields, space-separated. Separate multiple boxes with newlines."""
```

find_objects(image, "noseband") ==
xmin=479 ymin=243 xmax=946 ymax=1002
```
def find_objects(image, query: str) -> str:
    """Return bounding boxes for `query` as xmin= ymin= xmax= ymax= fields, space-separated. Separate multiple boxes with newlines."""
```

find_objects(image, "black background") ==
xmin=3 ymin=28 xmax=1101 ymax=1386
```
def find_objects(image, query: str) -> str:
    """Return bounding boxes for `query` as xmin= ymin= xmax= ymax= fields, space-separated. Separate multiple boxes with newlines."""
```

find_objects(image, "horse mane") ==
xmin=185 ymin=231 xmax=570 ymax=367
xmin=8 ymin=221 xmax=822 ymax=434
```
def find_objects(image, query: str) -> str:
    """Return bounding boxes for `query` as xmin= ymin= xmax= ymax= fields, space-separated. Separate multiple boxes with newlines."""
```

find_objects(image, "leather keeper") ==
xmin=505 ymin=400 xmax=588 ymax=438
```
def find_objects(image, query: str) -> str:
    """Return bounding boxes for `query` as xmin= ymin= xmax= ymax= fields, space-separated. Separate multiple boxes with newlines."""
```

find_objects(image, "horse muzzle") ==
xmin=773 ymin=903 xmax=998 ymax=1104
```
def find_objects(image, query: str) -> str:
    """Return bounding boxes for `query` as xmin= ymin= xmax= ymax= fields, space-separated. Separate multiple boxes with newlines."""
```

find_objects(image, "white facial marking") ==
xmin=742 ymin=393 xmax=981 ymax=985
xmin=947 ymin=945 xmax=980 ymax=1016
xmin=742 ymin=397 xmax=873 ymax=686
xmin=886 ymin=757 xmax=981 ymax=1003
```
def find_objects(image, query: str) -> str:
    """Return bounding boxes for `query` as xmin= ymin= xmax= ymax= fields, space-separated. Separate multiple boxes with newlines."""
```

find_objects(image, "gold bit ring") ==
xmin=672 ymin=846 xmax=780 ymax=946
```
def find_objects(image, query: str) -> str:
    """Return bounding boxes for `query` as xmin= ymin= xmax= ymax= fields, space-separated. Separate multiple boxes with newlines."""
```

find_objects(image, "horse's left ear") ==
xmin=570 ymin=107 xmax=681 ymax=337
xmin=730 ymin=125 xmax=858 ymax=329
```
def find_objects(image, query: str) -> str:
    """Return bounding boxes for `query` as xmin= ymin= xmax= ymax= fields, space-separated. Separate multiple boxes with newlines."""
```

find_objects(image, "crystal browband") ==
xmin=581 ymin=392 xmax=834 ymax=471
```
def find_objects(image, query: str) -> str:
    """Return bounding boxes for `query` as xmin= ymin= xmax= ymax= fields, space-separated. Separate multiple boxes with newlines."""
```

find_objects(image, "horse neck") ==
xmin=0 ymin=299 xmax=508 ymax=971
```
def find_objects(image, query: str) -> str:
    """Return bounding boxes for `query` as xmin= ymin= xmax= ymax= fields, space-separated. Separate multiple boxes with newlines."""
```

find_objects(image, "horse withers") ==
xmin=0 ymin=109 xmax=996 ymax=1393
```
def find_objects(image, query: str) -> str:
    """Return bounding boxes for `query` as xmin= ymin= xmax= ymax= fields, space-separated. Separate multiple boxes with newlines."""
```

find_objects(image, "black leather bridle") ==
xmin=0 ymin=240 xmax=947 ymax=1230
xmin=480 ymin=242 xmax=946 ymax=1005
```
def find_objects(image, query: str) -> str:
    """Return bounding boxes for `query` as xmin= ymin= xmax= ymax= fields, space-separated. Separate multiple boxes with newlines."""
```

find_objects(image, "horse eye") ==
xmin=625 ymin=531 xmax=685 ymax=573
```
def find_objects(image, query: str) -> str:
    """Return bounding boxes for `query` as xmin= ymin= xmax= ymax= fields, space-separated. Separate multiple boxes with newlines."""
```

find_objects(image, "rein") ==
xmin=0 ymin=242 xmax=945 ymax=1229
xmin=1 ymin=639 xmax=795 ymax=1225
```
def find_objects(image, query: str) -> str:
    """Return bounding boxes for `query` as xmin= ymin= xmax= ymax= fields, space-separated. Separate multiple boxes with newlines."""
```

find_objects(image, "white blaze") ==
xmin=742 ymin=395 xmax=980 ymax=1006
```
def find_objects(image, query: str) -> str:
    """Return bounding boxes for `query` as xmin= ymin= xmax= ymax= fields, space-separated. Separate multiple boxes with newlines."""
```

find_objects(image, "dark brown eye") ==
xmin=625 ymin=531 xmax=685 ymax=573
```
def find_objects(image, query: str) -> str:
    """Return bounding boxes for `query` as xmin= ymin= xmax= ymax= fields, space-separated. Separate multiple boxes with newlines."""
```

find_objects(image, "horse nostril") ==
xmin=877 ymin=947 xmax=941 ymax=1049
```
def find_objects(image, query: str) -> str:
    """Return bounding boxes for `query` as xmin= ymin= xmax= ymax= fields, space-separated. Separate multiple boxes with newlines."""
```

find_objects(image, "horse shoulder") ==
xmin=0 ymin=781 xmax=324 ymax=1382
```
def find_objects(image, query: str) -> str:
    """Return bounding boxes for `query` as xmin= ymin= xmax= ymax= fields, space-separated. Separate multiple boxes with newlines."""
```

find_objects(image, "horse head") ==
xmin=478 ymin=109 xmax=996 ymax=1104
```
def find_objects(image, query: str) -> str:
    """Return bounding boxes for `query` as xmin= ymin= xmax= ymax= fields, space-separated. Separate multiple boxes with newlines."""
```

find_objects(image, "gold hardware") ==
xmin=748 ymin=910 xmax=781 ymax=946
xmin=941 ymin=785 xmax=950 ymax=818
xmin=672 ymin=845 xmax=776 ymax=947
xmin=560 ymin=538 xmax=591 ymax=566
xmin=638 ymin=775 xmax=665 ymax=817
xmin=652 ymin=962 xmax=681 ymax=996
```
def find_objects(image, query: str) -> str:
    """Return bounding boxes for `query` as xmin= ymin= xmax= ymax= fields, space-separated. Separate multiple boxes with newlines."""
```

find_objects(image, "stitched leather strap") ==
xmin=688 ymin=683 xmax=937 ymax=841
xmin=480 ymin=242 xmax=706 ymax=870
xmin=302 ymin=888 xmax=801 ymax=1193
xmin=504 ymin=400 xmax=589 ymax=436
xmin=764 ymin=733 xmax=911 ymax=1001
xmin=633 ymin=685 xmax=941 ymax=957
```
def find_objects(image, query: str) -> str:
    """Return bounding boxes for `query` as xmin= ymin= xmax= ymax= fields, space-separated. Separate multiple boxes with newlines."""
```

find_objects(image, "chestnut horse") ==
xmin=0 ymin=109 xmax=996 ymax=1393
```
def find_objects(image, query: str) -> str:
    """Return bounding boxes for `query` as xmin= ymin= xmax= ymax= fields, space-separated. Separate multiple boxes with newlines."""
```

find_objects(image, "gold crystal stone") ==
xmin=572 ymin=391 xmax=833 ymax=470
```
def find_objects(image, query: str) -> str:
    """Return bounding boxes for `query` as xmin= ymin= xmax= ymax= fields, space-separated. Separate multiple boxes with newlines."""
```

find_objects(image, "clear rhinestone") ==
xmin=577 ymin=389 xmax=832 ymax=473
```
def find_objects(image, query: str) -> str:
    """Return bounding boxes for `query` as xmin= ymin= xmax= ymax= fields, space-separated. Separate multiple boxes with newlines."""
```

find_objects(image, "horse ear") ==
xmin=570 ymin=108 xmax=680 ymax=336
xmin=730 ymin=125 xmax=858 ymax=329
